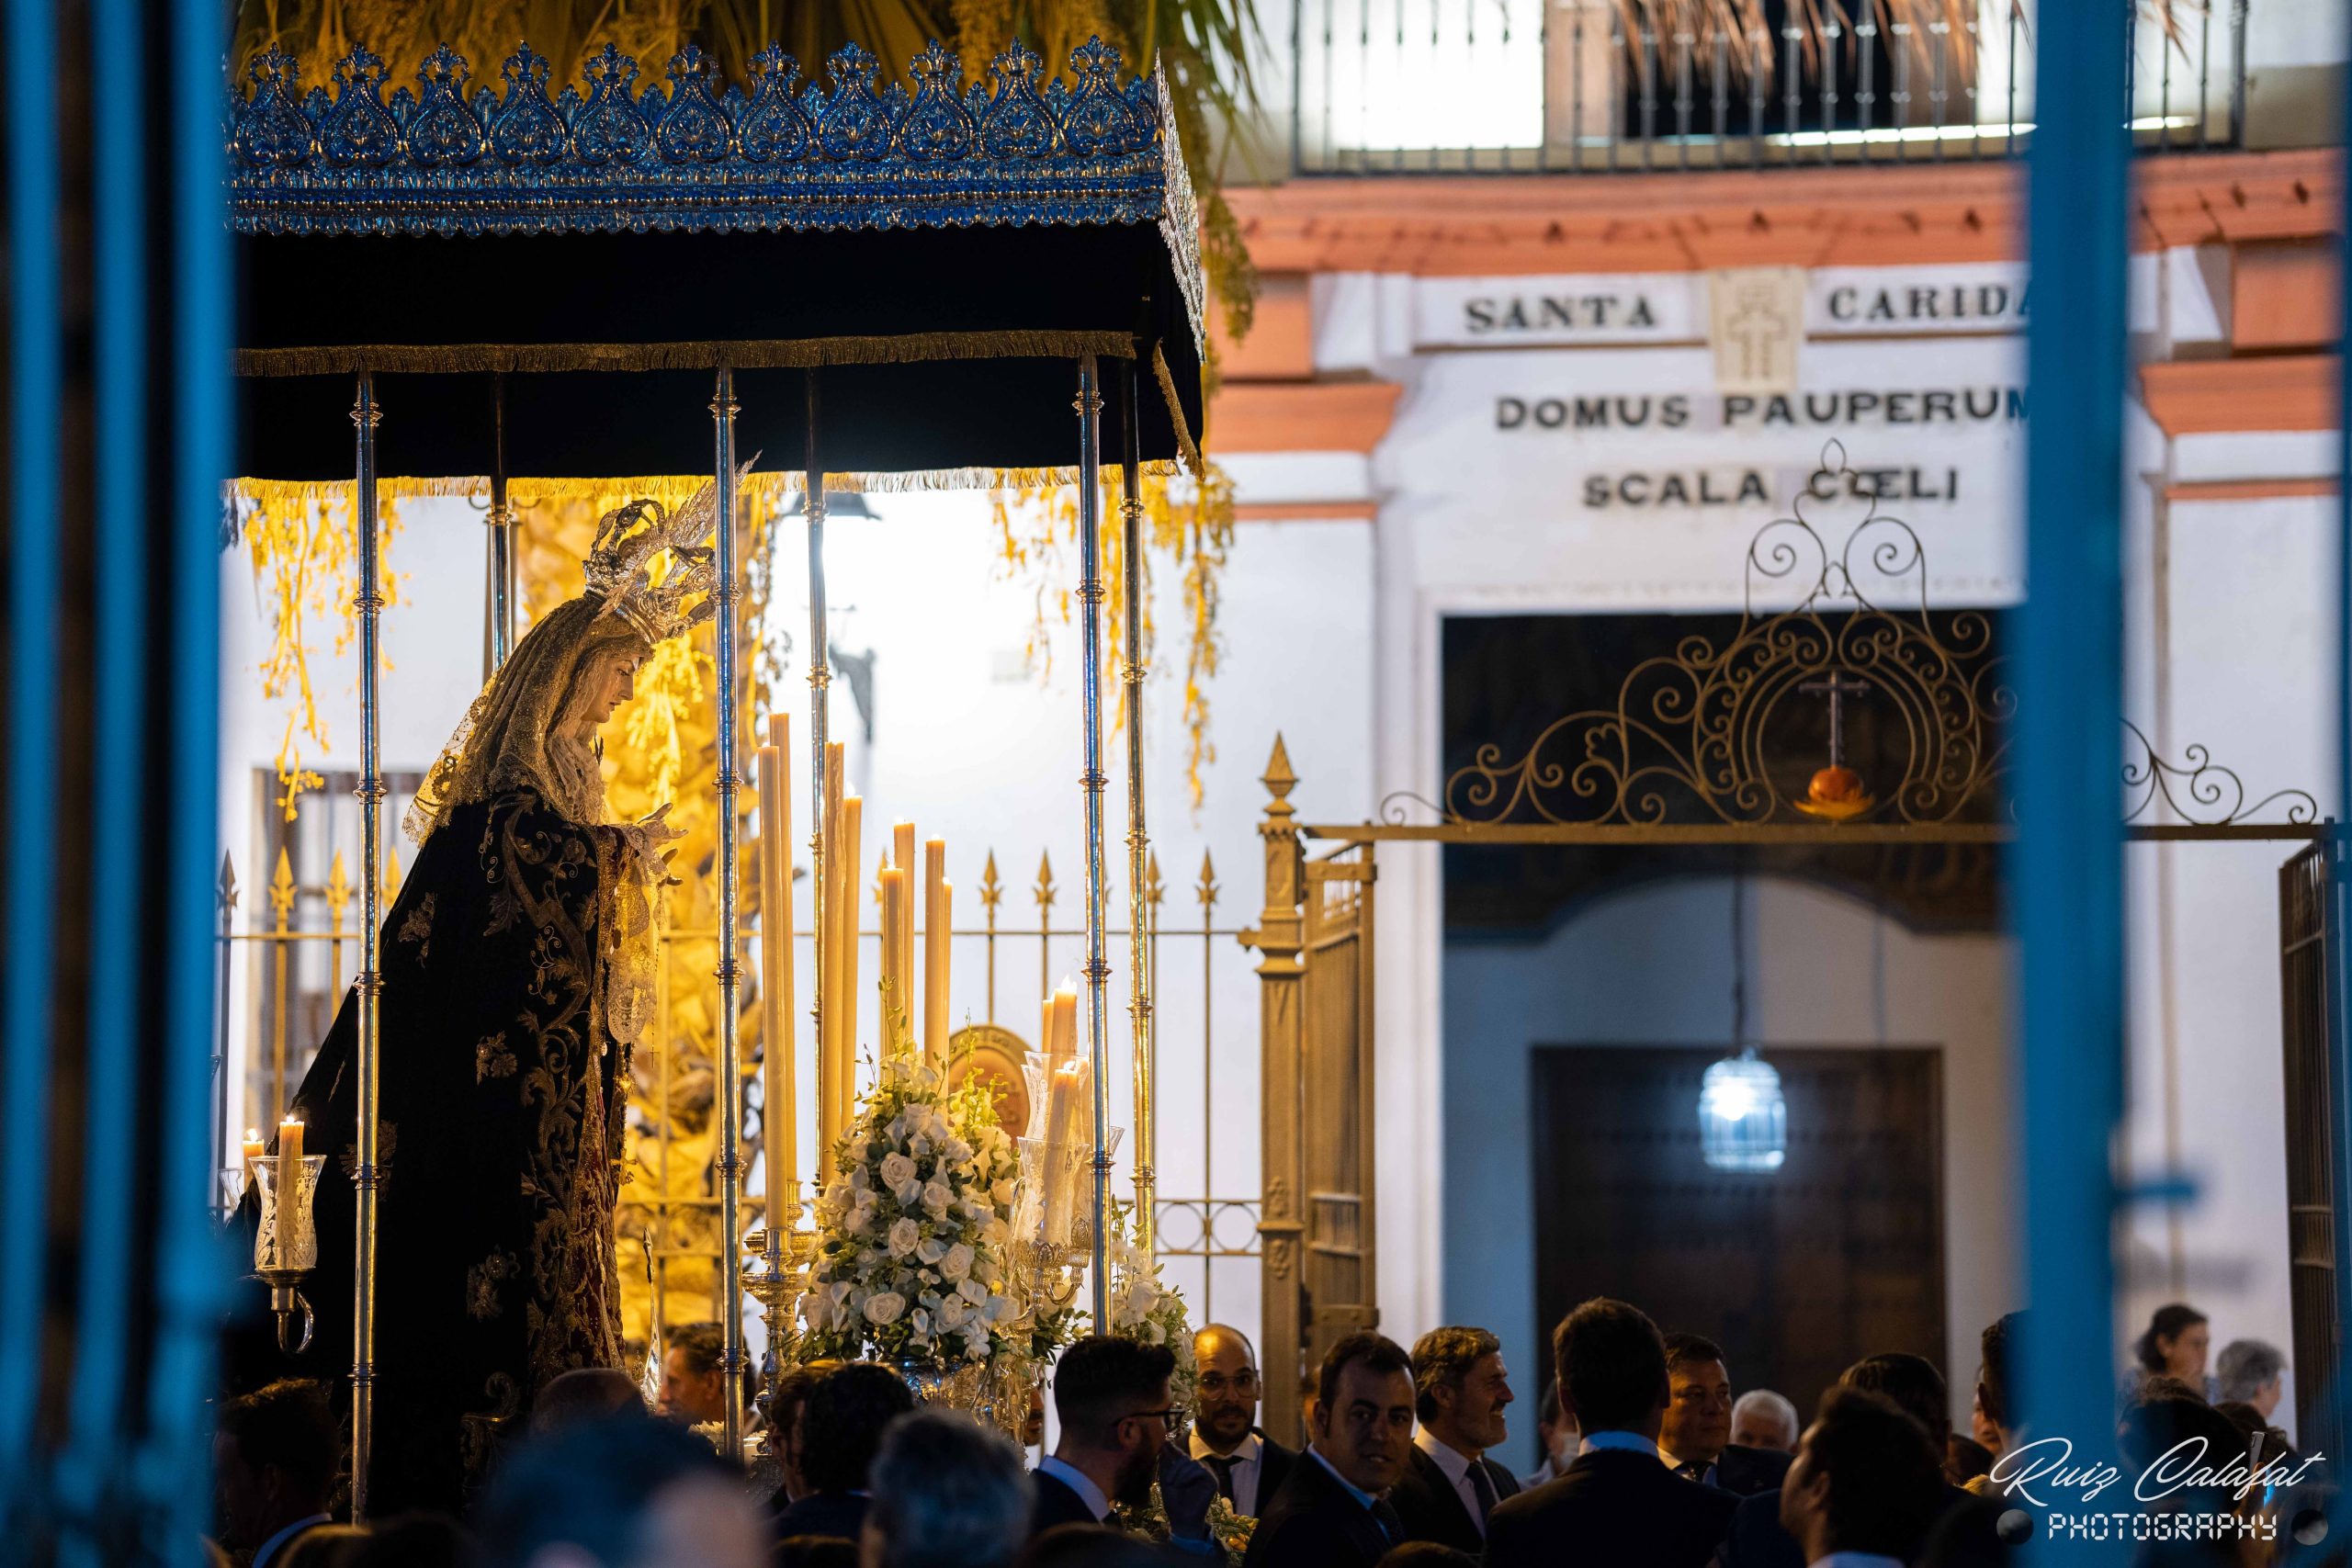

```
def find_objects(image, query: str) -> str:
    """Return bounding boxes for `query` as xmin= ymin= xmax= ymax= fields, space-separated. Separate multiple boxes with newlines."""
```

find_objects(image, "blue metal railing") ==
xmin=1290 ymin=0 xmax=2249 ymax=175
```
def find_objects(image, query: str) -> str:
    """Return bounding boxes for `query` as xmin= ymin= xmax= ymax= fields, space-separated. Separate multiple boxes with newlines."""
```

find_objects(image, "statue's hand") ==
xmin=630 ymin=803 xmax=686 ymax=886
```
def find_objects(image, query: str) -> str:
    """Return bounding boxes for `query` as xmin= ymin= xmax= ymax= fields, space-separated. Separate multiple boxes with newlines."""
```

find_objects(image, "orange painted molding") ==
xmin=2164 ymin=477 xmax=2335 ymax=502
xmin=1227 ymin=149 xmax=2336 ymax=277
xmin=2230 ymin=239 xmax=2339 ymax=353
xmin=2139 ymin=355 xmax=2336 ymax=435
xmin=1215 ymin=274 xmax=1316 ymax=379
xmin=1232 ymin=500 xmax=1379 ymax=521
xmin=1210 ymin=378 xmax=1403 ymax=453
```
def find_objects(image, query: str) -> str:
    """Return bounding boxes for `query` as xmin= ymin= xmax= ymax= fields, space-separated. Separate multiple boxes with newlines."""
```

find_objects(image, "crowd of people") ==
xmin=207 ymin=1297 xmax=2325 ymax=1568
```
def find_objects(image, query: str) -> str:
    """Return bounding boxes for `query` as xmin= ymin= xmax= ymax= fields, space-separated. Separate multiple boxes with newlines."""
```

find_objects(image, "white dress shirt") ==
xmin=1037 ymin=1455 xmax=1111 ymax=1521
xmin=1578 ymin=1430 xmax=1660 ymax=1459
xmin=1413 ymin=1427 xmax=1493 ymax=1538
xmin=251 ymin=1513 xmax=333 ymax=1568
xmin=1520 ymin=1453 xmax=1566 ymax=1491
xmin=1190 ymin=1429 xmax=1266 ymax=1516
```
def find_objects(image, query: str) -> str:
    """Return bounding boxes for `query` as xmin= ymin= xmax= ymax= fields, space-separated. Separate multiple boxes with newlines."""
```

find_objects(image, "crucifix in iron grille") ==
xmin=1800 ymin=671 xmax=1871 ymax=773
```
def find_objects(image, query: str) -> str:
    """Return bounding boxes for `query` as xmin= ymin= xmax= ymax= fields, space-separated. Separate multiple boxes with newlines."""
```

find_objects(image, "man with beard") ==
xmin=1242 ymin=1333 xmax=1419 ymax=1568
xmin=1032 ymin=1336 xmax=1221 ymax=1552
xmin=1189 ymin=1324 xmax=1297 ymax=1517
xmin=1390 ymin=1325 xmax=1521 ymax=1550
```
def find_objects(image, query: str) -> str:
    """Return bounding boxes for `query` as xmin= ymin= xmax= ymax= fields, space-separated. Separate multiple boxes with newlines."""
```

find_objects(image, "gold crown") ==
xmin=581 ymin=464 xmax=751 ymax=642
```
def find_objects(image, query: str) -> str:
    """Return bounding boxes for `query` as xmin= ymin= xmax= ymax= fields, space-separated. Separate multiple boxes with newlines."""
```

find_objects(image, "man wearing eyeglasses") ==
xmin=1189 ymin=1324 xmax=1298 ymax=1517
xmin=1033 ymin=1335 xmax=1221 ymax=1552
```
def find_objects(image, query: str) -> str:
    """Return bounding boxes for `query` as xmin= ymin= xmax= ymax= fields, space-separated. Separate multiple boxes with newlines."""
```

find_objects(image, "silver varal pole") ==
xmin=1118 ymin=359 xmax=1156 ymax=1261
xmin=484 ymin=372 xmax=516 ymax=678
xmin=801 ymin=372 xmax=830 ymax=1219
xmin=1074 ymin=355 xmax=1112 ymax=1319
xmin=350 ymin=371 xmax=384 ymax=1522
xmin=712 ymin=367 xmax=746 ymax=1459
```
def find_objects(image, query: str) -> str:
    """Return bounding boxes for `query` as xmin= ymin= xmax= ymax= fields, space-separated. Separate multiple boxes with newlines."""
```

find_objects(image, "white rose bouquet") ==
xmin=801 ymin=1052 xmax=1022 ymax=1364
xmin=1104 ymin=1199 xmax=1197 ymax=1418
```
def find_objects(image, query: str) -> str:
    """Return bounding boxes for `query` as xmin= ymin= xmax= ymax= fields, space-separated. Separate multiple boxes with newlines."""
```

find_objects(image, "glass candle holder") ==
xmin=219 ymin=1165 xmax=253 ymax=1218
xmin=1062 ymin=1126 xmax=1124 ymax=1255
xmin=253 ymin=1154 xmax=325 ymax=1274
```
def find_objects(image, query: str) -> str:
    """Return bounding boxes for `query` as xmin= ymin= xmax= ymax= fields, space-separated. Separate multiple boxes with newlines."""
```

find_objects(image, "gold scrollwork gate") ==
xmin=1240 ymin=446 xmax=2324 ymax=1447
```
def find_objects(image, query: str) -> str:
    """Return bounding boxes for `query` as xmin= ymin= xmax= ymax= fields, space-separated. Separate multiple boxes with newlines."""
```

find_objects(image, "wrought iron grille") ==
xmin=623 ymin=846 xmax=1265 ymax=1347
xmin=1289 ymin=0 xmax=2249 ymax=175
xmin=220 ymin=825 xmax=1267 ymax=1353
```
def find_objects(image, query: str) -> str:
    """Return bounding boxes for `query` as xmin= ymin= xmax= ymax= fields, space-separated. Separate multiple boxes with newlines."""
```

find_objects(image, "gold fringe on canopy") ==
xmin=232 ymin=330 xmax=1147 ymax=380
xmin=227 ymin=464 xmax=1192 ymax=511
xmin=234 ymin=478 xmax=407 ymax=820
xmin=1151 ymin=344 xmax=1204 ymax=478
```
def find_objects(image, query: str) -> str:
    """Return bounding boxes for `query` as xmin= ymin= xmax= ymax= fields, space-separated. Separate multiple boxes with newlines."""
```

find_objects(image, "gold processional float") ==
xmin=226 ymin=33 xmax=1207 ymax=1515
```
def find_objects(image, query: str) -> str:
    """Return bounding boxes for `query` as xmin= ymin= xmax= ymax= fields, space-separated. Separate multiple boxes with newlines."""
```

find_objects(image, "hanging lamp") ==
xmin=1701 ymin=857 xmax=1787 ymax=1172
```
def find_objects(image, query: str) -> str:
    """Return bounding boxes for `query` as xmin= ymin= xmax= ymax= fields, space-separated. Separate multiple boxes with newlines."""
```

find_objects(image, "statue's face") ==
xmin=571 ymin=642 xmax=645 ymax=736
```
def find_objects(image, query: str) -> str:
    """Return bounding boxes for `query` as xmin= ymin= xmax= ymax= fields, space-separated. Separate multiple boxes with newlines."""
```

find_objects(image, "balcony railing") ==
xmin=1289 ymin=1 xmax=2248 ymax=175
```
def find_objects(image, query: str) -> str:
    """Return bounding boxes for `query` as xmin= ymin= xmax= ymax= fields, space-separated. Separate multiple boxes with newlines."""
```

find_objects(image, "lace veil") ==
xmin=401 ymin=475 xmax=733 ymax=1050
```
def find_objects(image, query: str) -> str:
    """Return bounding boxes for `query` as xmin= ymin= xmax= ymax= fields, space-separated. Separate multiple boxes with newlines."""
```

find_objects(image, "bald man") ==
xmin=1190 ymin=1324 xmax=1298 ymax=1517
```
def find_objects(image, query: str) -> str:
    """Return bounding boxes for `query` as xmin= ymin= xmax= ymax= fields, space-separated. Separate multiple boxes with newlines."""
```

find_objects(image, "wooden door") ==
xmin=1532 ymin=1045 xmax=1946 ymax=1416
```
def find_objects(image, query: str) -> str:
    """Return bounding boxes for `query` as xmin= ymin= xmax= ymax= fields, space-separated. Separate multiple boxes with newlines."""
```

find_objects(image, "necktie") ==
xmin=1201 ymin=1454 xmax=1236 ymax=1503
xmin=1372 ymin=1497 xmax=1406 ymax=1543
xmin=1465 ymin=1460 xmax=1498 ymax=1531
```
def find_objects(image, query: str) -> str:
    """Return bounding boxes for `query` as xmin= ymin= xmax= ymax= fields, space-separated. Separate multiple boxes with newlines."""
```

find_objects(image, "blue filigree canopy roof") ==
xmin=230 ymin=37 xmax=1205 ymax=481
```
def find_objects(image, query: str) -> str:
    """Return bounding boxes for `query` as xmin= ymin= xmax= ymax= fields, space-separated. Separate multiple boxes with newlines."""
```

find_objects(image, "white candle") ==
xmin=1048 ymin=979 xmax=1080 ymax=1067
xmin=275 ymin=1117 xmax=304 ymax=1264
xmin=879 ymin=866 xmax=907 ymax=1043
xmin=835 ymin=794 xmax=862 ymax=1130
xmin=757 ymin=735 xmax=792 ymax=1232
xmin=925 ymin=847 xmax=950 ymax=1071
xmin=1040 ymin=1058 xmax=1089 ymax=1245
xmin=820 ymin=744 xmax=844 ymax=1157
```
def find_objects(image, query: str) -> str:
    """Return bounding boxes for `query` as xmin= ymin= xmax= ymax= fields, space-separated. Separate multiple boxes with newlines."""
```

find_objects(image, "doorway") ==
xmin=1531 ymin=1043 xmax=1948 ymax=1417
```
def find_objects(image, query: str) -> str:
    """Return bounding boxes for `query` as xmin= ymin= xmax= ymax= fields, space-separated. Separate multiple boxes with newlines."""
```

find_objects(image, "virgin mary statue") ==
xmin=253 ymin=479 xmax=726 ymax=1512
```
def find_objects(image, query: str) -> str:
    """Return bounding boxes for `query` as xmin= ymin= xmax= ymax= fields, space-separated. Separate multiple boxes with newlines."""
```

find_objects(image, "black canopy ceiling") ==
xmin=229 ymin=37 xmax=1205 ymax=482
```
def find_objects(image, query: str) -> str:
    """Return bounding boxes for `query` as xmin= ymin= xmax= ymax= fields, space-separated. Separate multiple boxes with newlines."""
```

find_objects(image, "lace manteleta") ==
xmin=598 ymin=825 xmax=667 ymax=1052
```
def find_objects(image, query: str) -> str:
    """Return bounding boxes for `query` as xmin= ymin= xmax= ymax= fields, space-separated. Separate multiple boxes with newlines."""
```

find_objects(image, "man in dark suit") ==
xmin=1720 ymin=1352 xmax=1987 ymax=1568
xmin=1485 ymin=1298 xmax=1739 ymax=1568
xmin=1032 ymin=1336 xmax=1222 ymax=1552
xmin=212 ymin=1379 xmax=338 ymax=1568
xmin=773 ymin=1362 xmax=914 ymax=1543
xmin=1779 ymin=1388 xmax=1949 ymax=1568
xmin=1660 ymin=1333 xmax=1792 ymax=1497
xmin=1189 ymin=1324 xmax=1298 ymax=1517
xmin=1388 ymin=1325 xmax=1521 ymax=1550
xmin=1242 ymin=1331 xmax=1417 ymax=1568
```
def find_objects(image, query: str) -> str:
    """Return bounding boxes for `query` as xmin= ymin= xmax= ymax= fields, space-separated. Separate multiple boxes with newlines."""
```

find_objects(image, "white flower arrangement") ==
xmin=1103 ymin=1199 xmax=1198 ymax=1418
xmin=801 ymin=1051 xmax=1022 ymax=1365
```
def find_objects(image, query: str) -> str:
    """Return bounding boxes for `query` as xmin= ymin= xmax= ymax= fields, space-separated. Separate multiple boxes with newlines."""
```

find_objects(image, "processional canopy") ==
xmin=229 ymin=37 xmax=1206 ymax=481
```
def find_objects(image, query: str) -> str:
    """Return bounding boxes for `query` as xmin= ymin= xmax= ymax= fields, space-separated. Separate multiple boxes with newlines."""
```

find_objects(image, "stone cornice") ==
xmin=1227 ymin=149 xmax=2338 ymax=276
